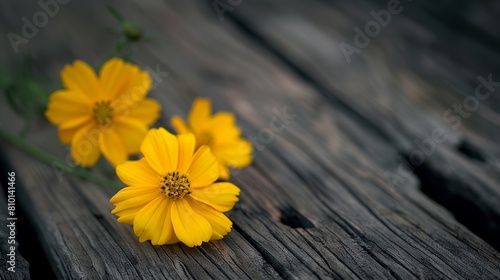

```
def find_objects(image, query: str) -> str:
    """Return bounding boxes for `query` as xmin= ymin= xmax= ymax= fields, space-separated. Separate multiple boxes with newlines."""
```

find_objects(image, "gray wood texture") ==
xmin=0 ymin=0 xmax=499 ymax=279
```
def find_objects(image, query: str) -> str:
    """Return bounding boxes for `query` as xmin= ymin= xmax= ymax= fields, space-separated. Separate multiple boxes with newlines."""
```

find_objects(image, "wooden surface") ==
xmin=1 ymin=0 xmax=500 ymax=279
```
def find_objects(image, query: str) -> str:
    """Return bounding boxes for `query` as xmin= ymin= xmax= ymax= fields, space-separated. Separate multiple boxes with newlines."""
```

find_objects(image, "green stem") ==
xmin=0 ymin=127 xmax=122 ymax=190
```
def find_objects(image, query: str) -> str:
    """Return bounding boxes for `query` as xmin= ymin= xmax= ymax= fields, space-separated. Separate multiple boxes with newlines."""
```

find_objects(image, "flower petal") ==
xmin=110 ymin=185 xmax=160 ymax=205
xmin=121 ymin=98 xmax=161 ymax=125
xmin=190 ymin=182 xmax=240 ymax=212
xmin=59 ymin=126 xmax=83 ymax=144
xmin=133 ymin=196 xmax=166 ymax=242
xmin=140 ymin=128 xmax=178 ymax=174
xmin=110 ymin=186 xmax=161 ymax=224
xmin=218 ymin=163 xmax=230 ymax=180
xmin=187 ymin=197 xmax=232 ymax=240
xmin=99 ymin=58 xmax=131 ymax=100
xmin=165 ymin=234 xmax=180 ymax=245
xmin=171 ymin=199 xmax=212 ymax=247
xmin=45 ymin=90 xmax=92 ymax=125
xmin=152 ymin=199 xmax=175 ymax=245
xmin=188 ymin=146 xmax=219 ymax=188
xmin=59 ymin=115 xmax=93 ymax=130
xmin=61 ymin=60 xmax=101 ymax=100
xmin=99 ymin=130 xmax=128 ymax=167
xmin=210 ymin=113 xmax=241 ymax=144
xmin=177 ymin=134 xmax=195 ymax=174
xmin=71 ymin=123 xmax=101 ymax=167
xmin=58 ymin=115 xmax=92 ymax=144
xmin=112 ymin=68 xmax=152 ymax=111
xmin=170 ymin=116 xmax=191 ymax=134
xmin=116 ymin=158 xmax=159 ymax=186
xmin=112 ymin=192 xmax=161 ymax=217
xmin=211 ymin=112 xmax=235 ymax=127
xmin=114 ymin=119 xmax=148 ymax=154
xmin=116 ymin=206 xmax=145 ymax=225
xmin=188 ymin=98 xmax=211 ymax=130
xmin=212 ymin=139 xmax=253 ymax=168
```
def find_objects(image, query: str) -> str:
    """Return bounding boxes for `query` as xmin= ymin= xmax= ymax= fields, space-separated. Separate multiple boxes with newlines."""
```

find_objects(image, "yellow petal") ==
xmin=99 ymin=130 xmax=128 ymax=167
xmin=177 ymin=134 xmax=195 ymax=174
xmin=210 ymin=113 xmax=241 ymax=144
xmin=190 ymin=182 xmax=240 ymax=212
xmin=188 ymin=98 xmax=211 ymax=130
xmin=114 ymin=204 xmax=146 ymax=217
xmin=164 ymin=234 xmax=180 ymax=245
xmin=71 ymin=123 xmax=101 ymax=167
xmin=218 ymin=163 xmax=230 ymax=180
xmin=116 ymin=207 xmax=144 ymax=225
xmin=211 ymin=112 xmax=235 ymax=127
xmin=116 ymin=158 xmax=159 ymax=186
xmin=114 ymin=119 xmax=148 ymax=154
xmin=140 ymin=128 xmax=178 ymax=174
xmin=99 ymin=58 xmax=131 ymax=100
xmin=187 ymin=197 xmax=232 ymax=240
xmin=59 ymin=126 xmax=82 ymax=144
xmin=171 ymin=199 xmax=212 ymax=247
xmin=170 ymin=116 xmax=191 ymax=134
xmin=112 ymin=191 xmax=161 ymax=215
xmin=188 ymin=146 xmax=219 ymax=188
xmin=61 ymin=60 xmax=101 ymax=100
xmin=45 ymin=90 xmax=92 ymax=125
xmin=133 ymin=196 xmax=166 ymax=242
xmin=111 ymin=186 xmax=161 ymax=224
xmin=152 ymin=199 xmax=175 ymax=245
xmin=110 ymin=185 xmax=159 ymax=204
xmin=212 ymin=139 xmax=253 ymax=168
xmin=58 ymin=115 xmax=92 ymax=144
xmin=121 ymin=98 xmax=161 ymax=125
xmin=59 ymin=115 xmax=92 ymax=130
xmin=112 ymin=69 xmax=152 ymax=111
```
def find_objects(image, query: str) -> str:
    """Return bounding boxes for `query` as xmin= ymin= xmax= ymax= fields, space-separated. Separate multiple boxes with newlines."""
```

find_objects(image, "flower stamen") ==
xmin=93 ymin=101 xmax=114 ymax=126
xmin=159 ymin=171 xmax=191 ymax=200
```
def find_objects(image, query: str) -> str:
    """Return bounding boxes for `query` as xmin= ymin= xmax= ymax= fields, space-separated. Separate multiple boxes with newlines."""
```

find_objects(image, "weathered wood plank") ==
xmin=0 ymin=0 xmax=499 ymax=279
xmin=130 ymin=0 xmax=500 ymax=277
xmin=226 ymin=0 xmax=500 ymax=249
xmin=1 ymin=146 xmax=280 ymax=280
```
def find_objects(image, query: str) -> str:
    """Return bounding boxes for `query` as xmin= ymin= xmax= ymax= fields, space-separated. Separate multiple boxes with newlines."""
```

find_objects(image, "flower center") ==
xmin=159 ymin=171 xmax=191 ymax=200
xmin=93 ymin=101 xmax=113 ymax=126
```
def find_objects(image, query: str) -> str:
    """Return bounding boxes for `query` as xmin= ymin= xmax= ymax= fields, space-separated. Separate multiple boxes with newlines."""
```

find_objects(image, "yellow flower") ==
xmin=171 ymin=98 xmax=252 ymax=179
xmin=110 ymin=127 xmax=240 ymax=247
xmin=45 ymin=58 xmax=160 ymax=167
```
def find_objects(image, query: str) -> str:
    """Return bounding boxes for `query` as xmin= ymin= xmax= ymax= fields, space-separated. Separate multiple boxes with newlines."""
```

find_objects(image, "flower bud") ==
xmin=122 ymin=22 xmax=142 ymax=41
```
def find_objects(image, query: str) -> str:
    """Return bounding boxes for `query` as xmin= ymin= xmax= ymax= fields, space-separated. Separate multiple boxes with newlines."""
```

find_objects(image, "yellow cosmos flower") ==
xmin=170 ymin=98 xmax=252 ymax=179
xmin=45 ymin=58 xmax=160 ymax=167
xmin=110 ymin=127 xmax=240 ymax=247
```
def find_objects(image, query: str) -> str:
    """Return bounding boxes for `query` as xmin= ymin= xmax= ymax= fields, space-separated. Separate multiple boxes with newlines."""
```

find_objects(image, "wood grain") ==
xmin=0 ymin=0 xmax=499 ymax=279
xmin=229 ymin=0 xmax=500 ymax=249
